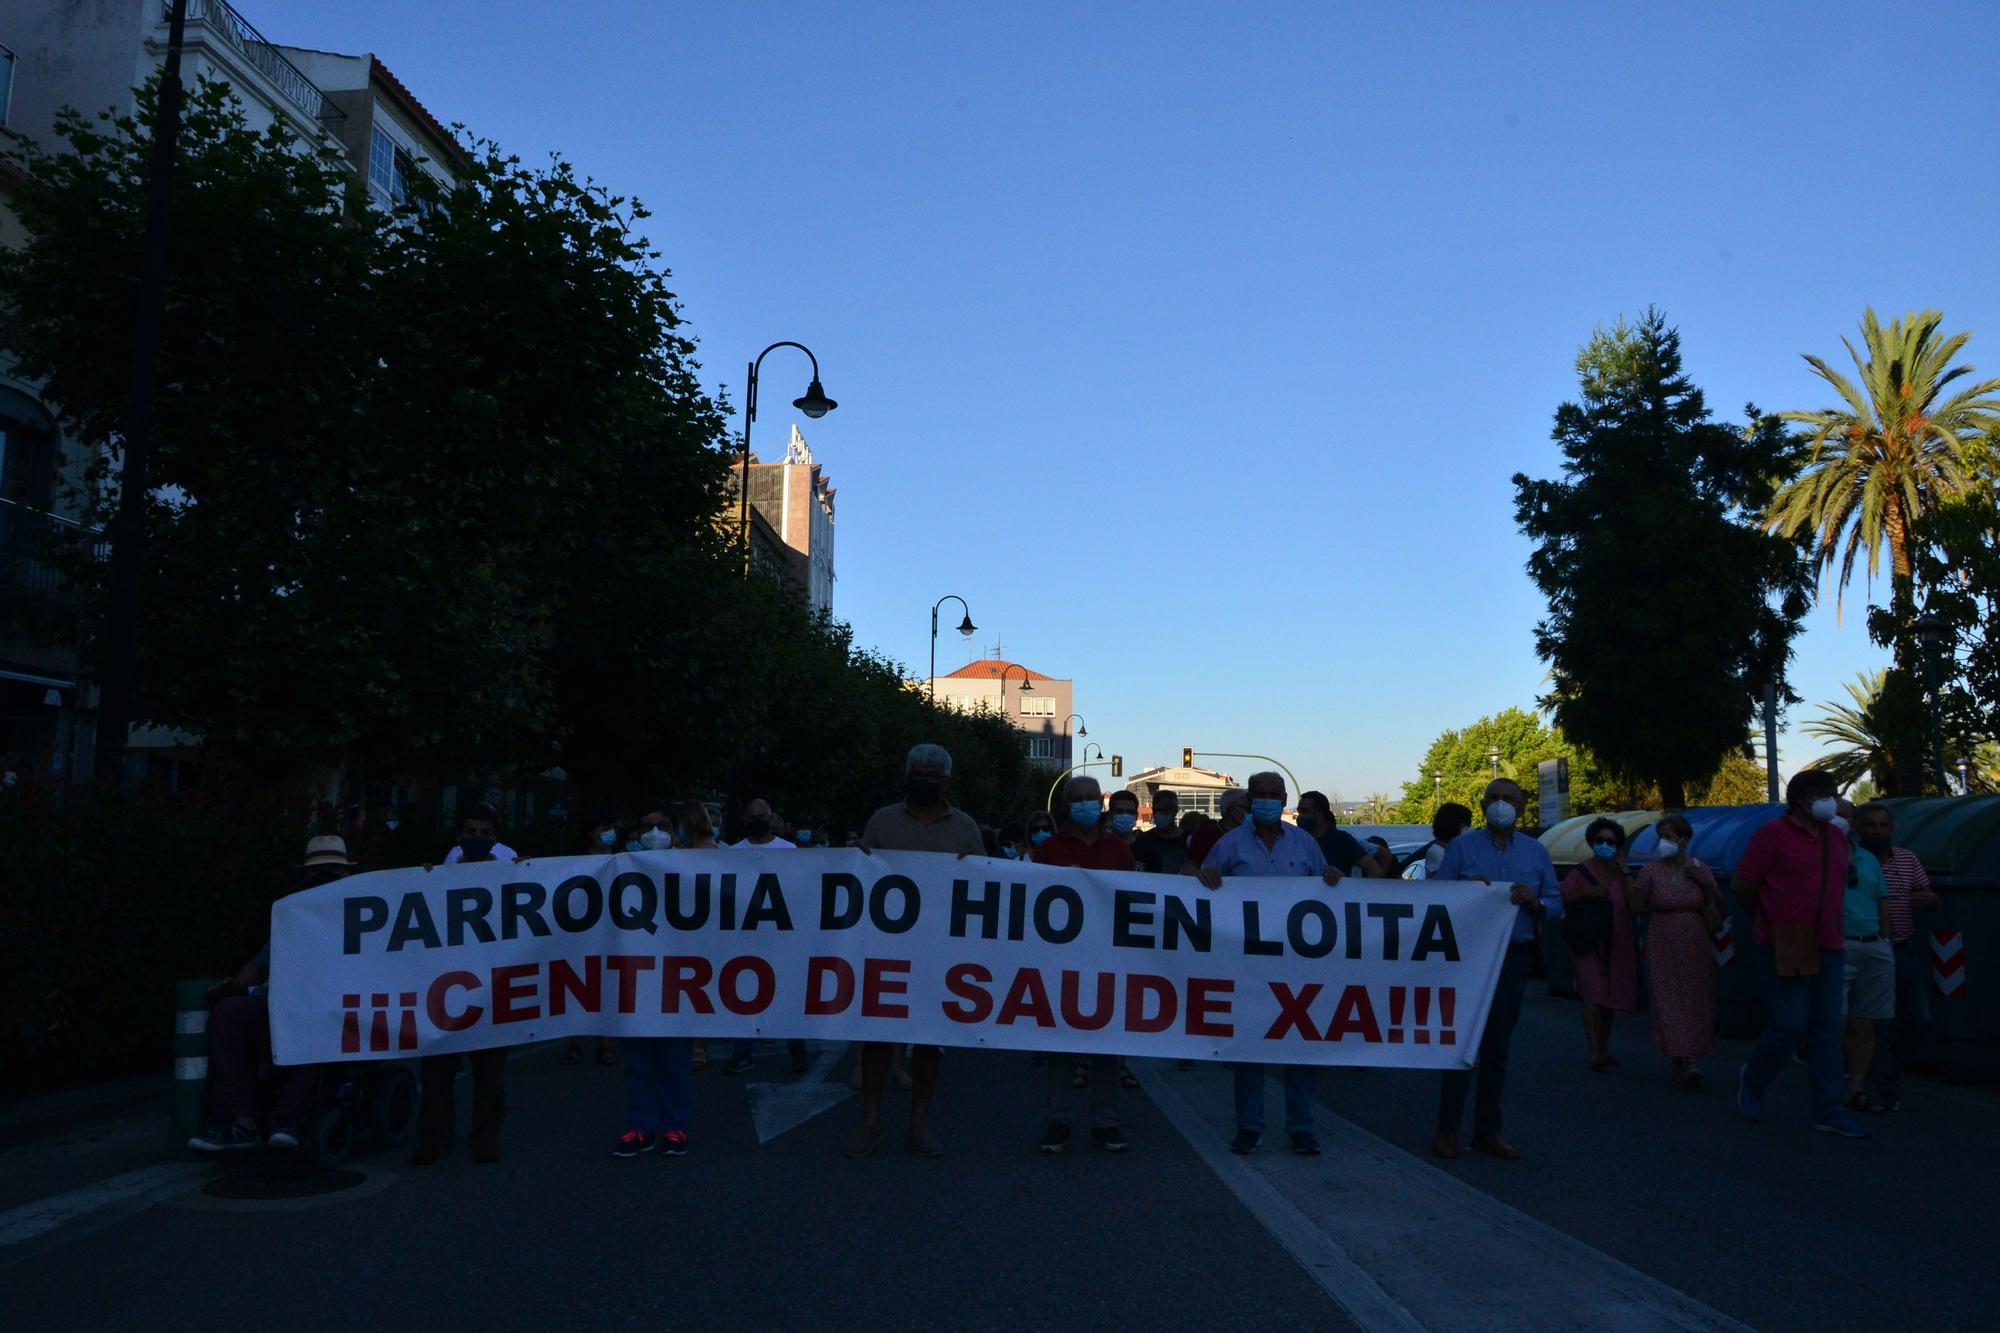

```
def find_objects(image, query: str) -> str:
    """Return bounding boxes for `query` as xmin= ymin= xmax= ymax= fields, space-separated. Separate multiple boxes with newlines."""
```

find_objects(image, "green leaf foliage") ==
xmin=1514 ymin=309 xmax=1811 ymax=808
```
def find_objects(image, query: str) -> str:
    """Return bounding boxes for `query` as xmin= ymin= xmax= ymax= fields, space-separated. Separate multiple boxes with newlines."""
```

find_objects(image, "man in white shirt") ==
xmin=441 ymin=802 xmax=517 ymax=864
xmin=722 ymin=796 xmax=804 ymax=1073
xmin=1196 ymin=771 xmax=1345 ymax=1157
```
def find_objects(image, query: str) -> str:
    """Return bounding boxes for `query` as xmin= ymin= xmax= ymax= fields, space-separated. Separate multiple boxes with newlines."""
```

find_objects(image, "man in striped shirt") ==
xmin=1858 ymin=802 xmax=1942 ymax=1112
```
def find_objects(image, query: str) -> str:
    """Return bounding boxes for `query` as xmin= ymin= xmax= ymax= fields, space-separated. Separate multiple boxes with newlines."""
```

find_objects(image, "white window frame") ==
xmin=1020 ymin=696 xmax=1055 ymax=717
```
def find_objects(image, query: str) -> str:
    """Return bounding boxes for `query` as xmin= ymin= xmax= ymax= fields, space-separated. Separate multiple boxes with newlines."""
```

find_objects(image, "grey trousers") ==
xmin=1047 ymin=1053 xmax=1120 ymax=1128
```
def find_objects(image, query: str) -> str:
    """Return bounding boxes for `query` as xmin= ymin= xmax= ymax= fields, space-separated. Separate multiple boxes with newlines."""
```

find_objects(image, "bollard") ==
xmin=170 ymin=979 xmax=224 ymax=1155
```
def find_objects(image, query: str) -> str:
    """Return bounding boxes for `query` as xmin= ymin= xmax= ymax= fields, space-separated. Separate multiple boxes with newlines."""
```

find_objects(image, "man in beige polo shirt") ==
xmin=844 ymin=743 xmax=984 ymax=1159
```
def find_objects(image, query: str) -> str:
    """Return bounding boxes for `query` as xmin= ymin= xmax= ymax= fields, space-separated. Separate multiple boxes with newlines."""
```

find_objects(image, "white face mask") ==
xmin=1485 ymin=800 xmax=1518 ymax=829
xmin=639 ymin=827 xmax=672 ymax=850
xmin=1809 ymin=797 xmax=1838 ymax=823
xmin=1656 ymin=838 xmax=1681 ymax=858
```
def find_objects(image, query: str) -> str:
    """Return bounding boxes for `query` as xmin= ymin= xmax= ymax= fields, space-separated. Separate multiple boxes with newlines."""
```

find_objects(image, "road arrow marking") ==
xmin=745 ymin=1042 xmax=854 ymax=1145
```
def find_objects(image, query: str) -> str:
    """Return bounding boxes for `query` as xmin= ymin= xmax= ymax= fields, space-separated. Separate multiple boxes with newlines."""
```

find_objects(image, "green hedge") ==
xmin=0 ymin=784 xmax=307 ymax=1097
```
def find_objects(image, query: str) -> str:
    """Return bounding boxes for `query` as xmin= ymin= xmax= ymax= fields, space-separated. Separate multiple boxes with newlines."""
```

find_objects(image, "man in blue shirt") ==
xmin=1197 ymin=771 xmax=1346 ymax=1156
xmin=1428 ymin=777 xmax=1562 ymax=1162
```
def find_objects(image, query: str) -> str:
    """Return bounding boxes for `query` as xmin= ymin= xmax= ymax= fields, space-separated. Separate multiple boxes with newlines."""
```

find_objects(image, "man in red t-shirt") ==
xmin=1733 ymin=769 xmax=1866 ymax=1137
xmin=1032 ymin=775 xmax=1133 ymax=1153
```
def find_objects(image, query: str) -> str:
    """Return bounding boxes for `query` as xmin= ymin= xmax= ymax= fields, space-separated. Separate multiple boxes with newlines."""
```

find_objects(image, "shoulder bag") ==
xmin=1560 ymin=864 xmax=1615 ymax=956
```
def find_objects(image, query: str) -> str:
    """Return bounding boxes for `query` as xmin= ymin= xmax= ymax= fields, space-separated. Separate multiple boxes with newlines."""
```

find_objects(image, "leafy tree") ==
xmin=1685 ymin=754 xmax=1773 ymax=806
xmin=1515 ymin=310 xmax=1811 ymax=808
xmin=1899 ymin=466 xmax=2000 ymax=750
xmin=1770 ymin=310 xmax=2000 ymax=791
xmin=1803 ymin=668 xmax=1989 ymax=794
xmin=1392 ymin=707 xmax=1640 ymax=827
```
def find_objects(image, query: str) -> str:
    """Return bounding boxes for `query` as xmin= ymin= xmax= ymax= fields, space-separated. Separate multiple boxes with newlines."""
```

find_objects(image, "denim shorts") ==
xmin=1843 ymin=938 xmax=1896 ymax=1020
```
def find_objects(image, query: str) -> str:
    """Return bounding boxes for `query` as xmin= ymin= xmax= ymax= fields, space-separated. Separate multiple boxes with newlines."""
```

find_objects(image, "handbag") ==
xmin=1770 ymin=836 xmax=1830 ymax=978
xmin=1561 ymin=864 xmax=1615 ymax=955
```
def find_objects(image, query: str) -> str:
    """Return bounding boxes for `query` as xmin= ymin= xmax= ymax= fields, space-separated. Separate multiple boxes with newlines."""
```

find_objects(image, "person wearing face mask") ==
xmin=1030 ymin=775 xmax=1136 ymax=1154
xmin=1196 ymin=772 xmax=1346 ymax=1156
xmin=1732 ymin=769 xmax=1866 ymax=1138
xmin=1559 ymin=819 xmax=1639 ymax=1071
xmin=564 ymin=819 xmax=626 ymax=1069
xmin=1427 ymin=777 xmax=1564 ymax=1161
xmin=996 ymin=825 xmax=1026 ymax=860
xmin=1025 ymin=811 xmax=1058 ymax=853
xmin=1834 ymin=797 xmax=1894 ymax=1115
xmin=1296 ymin=790 xmax=1395 ymax=879
xmin=627 ymin=803 xmax=675 ymax=853
xmin=190 ymin=836 xmax=359 ymax=1153
xmin=441 ymin=802 xmax=516 ymax=865
xmin=720 ymin=798 xmax=808 ymax=1076
xmin=1132 ymin=788 xmax=1188 ymax=874
xmin=844 ymin=743 xmax=986 ymax=1159
xmin=1629 ymin=813 xmax=1723 ymax=1086
xmin=1859 ymin=802 xmax=1940 ymax=1111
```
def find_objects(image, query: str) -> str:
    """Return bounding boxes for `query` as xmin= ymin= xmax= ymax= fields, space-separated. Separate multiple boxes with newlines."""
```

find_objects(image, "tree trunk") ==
xmin=1658 ymin=777 xmax=1686 ymax=811
xmin=1885 ymin=500 xmax=1926 ymax=796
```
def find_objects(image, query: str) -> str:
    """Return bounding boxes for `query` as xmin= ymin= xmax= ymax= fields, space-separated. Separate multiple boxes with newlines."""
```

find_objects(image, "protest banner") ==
xmin=270 ymin=849 xmax=1520 ymax=1069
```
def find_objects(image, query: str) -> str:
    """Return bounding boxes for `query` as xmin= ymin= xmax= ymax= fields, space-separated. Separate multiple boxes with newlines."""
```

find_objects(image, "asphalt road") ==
xmin=3 ymin=989 xmax=1995 ymax=1332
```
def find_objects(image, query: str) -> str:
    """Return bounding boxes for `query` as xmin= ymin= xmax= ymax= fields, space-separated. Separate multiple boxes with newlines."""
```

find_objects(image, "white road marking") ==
xmin=744 ymin=1042 xmax=854 ymax=1144
xmin=0 ymin=1161 xmax=211 ymax=1254
xmin=1138 ymin=1059 xmax=1750 ymax=1332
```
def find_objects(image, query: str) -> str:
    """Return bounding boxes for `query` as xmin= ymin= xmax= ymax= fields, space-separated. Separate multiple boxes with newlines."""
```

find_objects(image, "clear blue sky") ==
xmin=260 ymin=0 xmax=2000 ymax=798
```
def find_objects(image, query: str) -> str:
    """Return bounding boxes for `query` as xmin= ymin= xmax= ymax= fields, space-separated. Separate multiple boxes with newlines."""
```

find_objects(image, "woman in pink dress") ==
xmin=1560 ymin=818 xmax=1640 ymax=1070
xmin=1629 ymin=813 xmax=1723 ymax=1087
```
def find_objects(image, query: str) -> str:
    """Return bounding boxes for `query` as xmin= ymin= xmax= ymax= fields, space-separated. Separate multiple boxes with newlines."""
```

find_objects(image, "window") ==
xmin=368 ymin=123 xmax=423 ymax=206
xmin=1027 ymin=736 xmax=1056 ymax=760
xmin=0 ymin=386 xmax=57 ymax=510
xmin=1020 ymin=696 xmax=1055 ymax=717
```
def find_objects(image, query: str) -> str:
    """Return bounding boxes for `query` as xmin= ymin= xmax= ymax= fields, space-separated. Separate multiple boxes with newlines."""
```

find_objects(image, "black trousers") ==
xmin=418 ymin=1049 xmax=508 ymax=1148
xmin=1438 ymin=943 xmax=1532 ymax=1138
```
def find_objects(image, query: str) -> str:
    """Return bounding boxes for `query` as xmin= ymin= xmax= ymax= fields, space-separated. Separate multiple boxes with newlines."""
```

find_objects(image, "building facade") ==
xmin=1123 ymin=763 xmax=1240 ymax=824
xmin=732 ymin=425 xmax=836 ymax=614
xmin=0 ymin=0 xmax=457 ymax=783
xmin=926 ymin=658 xmax=1076 ymax=770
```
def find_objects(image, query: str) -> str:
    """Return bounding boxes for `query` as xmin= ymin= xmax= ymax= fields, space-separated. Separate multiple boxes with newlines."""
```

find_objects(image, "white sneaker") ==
xmin=267 ymin=1126 xmax=302 ymax=1149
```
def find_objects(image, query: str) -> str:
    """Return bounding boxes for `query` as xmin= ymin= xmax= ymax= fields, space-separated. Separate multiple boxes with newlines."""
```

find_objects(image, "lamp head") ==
xmin=956 ymin=613 xmax=976 ymax=638
xmin=794 ymin=378 xmax=836 ymax=419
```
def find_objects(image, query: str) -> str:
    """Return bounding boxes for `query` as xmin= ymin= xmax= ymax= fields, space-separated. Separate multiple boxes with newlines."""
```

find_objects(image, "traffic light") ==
xmin=1181 ymin=746 xmax=1193 ymax=768
xmin=1111 ymin=755 xmax=1123 ymax=778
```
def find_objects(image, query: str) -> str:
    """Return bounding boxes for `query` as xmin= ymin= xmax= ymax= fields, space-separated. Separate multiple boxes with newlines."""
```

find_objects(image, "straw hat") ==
xmin=302 ymin=835 xmax=358 ymax=868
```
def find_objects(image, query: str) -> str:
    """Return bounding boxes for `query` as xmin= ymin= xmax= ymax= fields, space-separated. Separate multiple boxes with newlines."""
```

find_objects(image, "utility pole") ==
xmin=93 ymin=0 xmax=191 ymax=785
xmin=1762 ymin=684 xmax=1780 ymax=804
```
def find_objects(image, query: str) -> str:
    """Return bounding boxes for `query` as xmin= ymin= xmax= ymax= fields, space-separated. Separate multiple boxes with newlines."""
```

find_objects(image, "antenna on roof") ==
xmin=988 ymin=638 xmax=1005 ymax=660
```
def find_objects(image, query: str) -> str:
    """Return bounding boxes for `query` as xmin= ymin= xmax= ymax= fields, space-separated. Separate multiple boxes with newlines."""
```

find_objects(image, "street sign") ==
xmin=1538 ymin=757 xmax=1569 ymax=827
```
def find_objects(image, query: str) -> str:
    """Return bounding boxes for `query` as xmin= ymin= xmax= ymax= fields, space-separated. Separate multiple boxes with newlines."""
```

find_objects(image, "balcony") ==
xmin=0 ymin=499 xmax=106 ymax=605
xmin=169 ymin=0 xmax=346 ymax=130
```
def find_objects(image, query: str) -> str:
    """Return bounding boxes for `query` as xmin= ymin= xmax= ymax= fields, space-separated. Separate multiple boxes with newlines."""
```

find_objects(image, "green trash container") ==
xmin=171 ymin=978 xmax=226 ymax=1155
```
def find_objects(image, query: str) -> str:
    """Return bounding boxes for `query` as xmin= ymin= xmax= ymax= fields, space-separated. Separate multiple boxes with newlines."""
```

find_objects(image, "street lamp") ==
xmin=928 ymin=595 xmax=976 ymax=703
xmin=1914 ymin=611 xmax=1950 ymax=796
xmin=997 ymin=662 xmax=1034 ymax=716
xmin=1956 ymin=757 xmax=1972 ymax=796
xmin=95 ymin=0 xmax=192 ymax=785
xmin=737 ymin=341 xmax=836 ymax=575
xmin=1487 ymin=747 xmax=1502 ymax=779
xmin=1432 ymin=771 xmax=1441 ymax=812
xmin=1061 ymin=712 xmax=1086 ymax=770
xmin=1083 ymin=742 xmax=1105 ymax=766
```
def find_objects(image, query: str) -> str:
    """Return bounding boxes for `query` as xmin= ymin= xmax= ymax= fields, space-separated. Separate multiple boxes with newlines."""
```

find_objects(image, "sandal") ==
xmin=1120 ymin=1067 xmax=1140 ymax=1090
xmin=1072 ymin=1063 xmax=1088 ymax=1089
xmin=560 ymin=1045 xmax=581 ymax=1067
xmin=692 ymin=1042 xmax=709 ymax=1072
xmin=596 ymin=1044 xmax=619 ymax=1067
xmin=1848 ymin=1090 xmax=1889 ymax=1114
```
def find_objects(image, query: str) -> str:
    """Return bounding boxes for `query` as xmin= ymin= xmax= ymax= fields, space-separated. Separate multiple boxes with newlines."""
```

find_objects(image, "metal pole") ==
xmin=1762 ymin=683 xmax=1780 ymax=804
xmin=1926 ymin=648 xmax=1946 ymax=797
xmin=95 ymin=0 xmax=190 ymax=785
xmin=737 ymin=358 xmax=757 ymax=575
xmin=928 ymin=604 xmax=938 ymax=704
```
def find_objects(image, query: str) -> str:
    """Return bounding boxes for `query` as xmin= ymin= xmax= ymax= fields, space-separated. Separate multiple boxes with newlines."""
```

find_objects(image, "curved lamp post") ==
xmin=997 ymin=662 xmax=1034 ymax=716
xmin=929 ymin=595 xmax=976 ymax=703
xmin=738 ymin=341 xmax=836 ymax=574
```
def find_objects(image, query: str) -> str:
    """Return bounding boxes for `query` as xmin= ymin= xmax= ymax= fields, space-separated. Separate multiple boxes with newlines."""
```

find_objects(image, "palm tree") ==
xmin=1803 ymin=670 xmax=1899 ymax=791
xmin=1769 ymin=309 xmax=2000 ymax=621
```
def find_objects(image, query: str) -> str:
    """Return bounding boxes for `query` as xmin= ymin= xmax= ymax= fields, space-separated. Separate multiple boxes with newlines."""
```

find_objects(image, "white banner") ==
xmin=270 ymin=849 xmax=1520 ymax=1069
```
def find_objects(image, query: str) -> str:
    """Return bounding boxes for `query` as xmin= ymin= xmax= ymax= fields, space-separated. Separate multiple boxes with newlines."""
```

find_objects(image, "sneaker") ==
xmin=188 ymin=1122 xmax=260 ymax=1153
xmin=1039 ymin=1121 xmax=1071 ymax=1154
xmin=1290 ymin=1130 xmax=1321 ymax=1156
xmin=1736 ymin=1065 xmax=1763 ymax=1122
xmin=266 ymin=1125 xmax=302 ymax=1150
xmin=660 ymin=1130 xmax=689 ymax=1156
xmin=722 ymin=1053 xmax=755 ymax=1075
xmin=1090 ymin=1126 xmax=1129 ymax=1153
xmin=611 ymin=1129 xmax=657 ymax=1158
xmin=1229 ymin=1130 xmax=1260 ymax=1154
xmin=1814 ymin=1110 xmax=1871 ymax=1140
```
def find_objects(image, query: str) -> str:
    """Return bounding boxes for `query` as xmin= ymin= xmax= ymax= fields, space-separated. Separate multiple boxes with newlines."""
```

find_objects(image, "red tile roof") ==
xmin=944 ymin=659 xmax=1048 ymax=681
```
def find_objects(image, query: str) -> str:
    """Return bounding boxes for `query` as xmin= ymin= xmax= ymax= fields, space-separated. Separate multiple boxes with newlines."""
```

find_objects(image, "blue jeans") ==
xmin=1867 ymin=937 xmax=1930 ymax=1100
xmin=1438 ymin=942 xmax=1531 ymax=1138
xmin=1743 ymin=945 xmax=1844 ymax=1121
xmin=1233 ymin=1063 xmax=1317 ymax=1136
xmin=623 ymin=1037 xmax=694 ymax=1134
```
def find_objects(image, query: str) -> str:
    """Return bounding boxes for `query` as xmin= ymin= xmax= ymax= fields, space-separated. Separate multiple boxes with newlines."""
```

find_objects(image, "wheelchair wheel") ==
xmin=367 ymin=1066 xmax=418 ymax=1149
xmin=313 ymin=1106 xmax=354 ymax=1167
